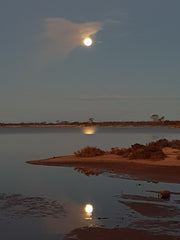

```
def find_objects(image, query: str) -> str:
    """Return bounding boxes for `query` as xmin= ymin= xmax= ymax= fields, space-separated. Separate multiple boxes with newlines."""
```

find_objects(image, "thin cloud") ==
xmin=104 ymin=19 xmax=122 ymax=25
xmin=78 ymin=96 xmax=180 ymax=101
xmin=35 ymin=18 xmax=102 ymax=64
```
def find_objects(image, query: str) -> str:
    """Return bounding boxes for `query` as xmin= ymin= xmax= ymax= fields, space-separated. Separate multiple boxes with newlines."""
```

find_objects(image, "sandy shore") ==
xmin=27 ymin=148 xmax=180 ymax=183
xmin=64 ymin=227 xmax=180 ymax=240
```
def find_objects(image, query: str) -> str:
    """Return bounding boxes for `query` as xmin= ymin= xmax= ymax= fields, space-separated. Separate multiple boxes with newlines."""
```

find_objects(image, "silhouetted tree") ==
xmin=151 ymin=114 xmax=165 ymax=122
xmin=151 ymin=114 xmax=159 ymax=122
xmin=159 ymin=116 xmax=165 ymax=121
xmin=88 ymin=118 xmax=94 ymax=124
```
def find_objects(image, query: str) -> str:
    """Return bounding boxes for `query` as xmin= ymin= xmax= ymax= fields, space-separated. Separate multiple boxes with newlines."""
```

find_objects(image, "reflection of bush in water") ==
xmin=74 ymin=139 xmax=180 ymax=160
xmin=75 ymin=167 xmax=103 ymax=176
xmin=0 ymin=193 xmax=66 ymax=219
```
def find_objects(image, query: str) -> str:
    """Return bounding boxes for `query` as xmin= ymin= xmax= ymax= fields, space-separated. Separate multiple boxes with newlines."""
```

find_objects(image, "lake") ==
xmin=0 ymin=127 xmax=180 ymax=239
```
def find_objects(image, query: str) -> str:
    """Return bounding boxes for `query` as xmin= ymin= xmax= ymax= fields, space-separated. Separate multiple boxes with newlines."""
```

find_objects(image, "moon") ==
xmin=83 ymin=37 xmax=93 ymax=47
xmin=84 ymin=204 xmax=94 ymax=214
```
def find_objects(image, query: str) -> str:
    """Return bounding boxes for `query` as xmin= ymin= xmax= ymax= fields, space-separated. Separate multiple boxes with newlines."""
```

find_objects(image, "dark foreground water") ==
xmin=0 ymin=127 xmax=180 ymax=239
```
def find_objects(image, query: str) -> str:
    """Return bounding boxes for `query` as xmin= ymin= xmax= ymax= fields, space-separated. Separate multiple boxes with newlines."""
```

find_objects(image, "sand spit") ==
xmin=27 ymin=148 xmax=180 ymax=183
xmin=28 ymin=148 xmax=180 ymax=167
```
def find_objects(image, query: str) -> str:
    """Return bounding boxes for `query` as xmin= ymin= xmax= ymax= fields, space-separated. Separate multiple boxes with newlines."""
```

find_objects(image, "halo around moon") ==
xmin=83 ymin=37 xmax=93 ymax=47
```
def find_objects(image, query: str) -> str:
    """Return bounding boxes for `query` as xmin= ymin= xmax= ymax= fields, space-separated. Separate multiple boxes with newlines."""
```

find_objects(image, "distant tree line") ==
xmin=1 ymin=119 xmax=180 ymax=128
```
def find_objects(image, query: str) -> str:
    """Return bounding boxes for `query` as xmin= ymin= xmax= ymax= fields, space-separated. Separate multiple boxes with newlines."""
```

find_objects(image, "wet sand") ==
xmin=120 ymin=201 xmax=180 ymax=218
xmin=27 ymin=148 xmax=180 ymax=183
xmin=117 ymin=193 xmax=180 ymax=238
xmin=64 ymin=227 xmax=180 ymax=240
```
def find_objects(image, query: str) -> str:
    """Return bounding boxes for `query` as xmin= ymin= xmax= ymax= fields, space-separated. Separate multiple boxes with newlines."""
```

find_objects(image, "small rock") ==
xmin=159 ymin=190 xmax=170 ymax=199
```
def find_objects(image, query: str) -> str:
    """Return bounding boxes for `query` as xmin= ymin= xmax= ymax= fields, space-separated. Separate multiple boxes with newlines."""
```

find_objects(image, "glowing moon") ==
xmin=85 ymin=204 xmax=94 ymax=214
xmin=83 ymin=37 xmax=93 ymax=47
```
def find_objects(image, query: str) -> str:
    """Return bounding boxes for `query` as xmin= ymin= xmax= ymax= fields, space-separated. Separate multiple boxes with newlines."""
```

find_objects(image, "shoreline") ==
xmin=27 ymin=149 xmax=180 ymax=183
xmin=1 ymin=121 xmax=180 ymax=128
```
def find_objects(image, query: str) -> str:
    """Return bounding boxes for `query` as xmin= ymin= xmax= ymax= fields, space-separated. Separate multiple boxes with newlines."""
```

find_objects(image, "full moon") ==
xmin=83 ymin=37 xmax=93 ymax=47
xmin=84 ymin=204 xmax=94 ymax=214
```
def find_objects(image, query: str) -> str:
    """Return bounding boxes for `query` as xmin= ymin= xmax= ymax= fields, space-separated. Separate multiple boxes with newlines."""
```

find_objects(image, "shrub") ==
xmin=109 ymin=147 xmax=126 ymax=155
xmin=109 ymin=142 xmax=166 ymax=160
xmin=131 ymin=143 xmax=145 ymax=150
xmin=131 ymin=142 xmax=166 ymax=160
xmin=170 ymin=140 xmax=180 ymax=150
xmin=147 ymin=139 xmax=170 ymax=149
xmin=73 ymin=139 xmax=180 ymax=160
xmin=74 ymin=146 xmax=105 ymax=157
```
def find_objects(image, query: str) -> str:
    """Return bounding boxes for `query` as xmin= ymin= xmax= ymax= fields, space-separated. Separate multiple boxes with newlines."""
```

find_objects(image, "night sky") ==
xmin=1 ymin=0 xmax=180 ymax=122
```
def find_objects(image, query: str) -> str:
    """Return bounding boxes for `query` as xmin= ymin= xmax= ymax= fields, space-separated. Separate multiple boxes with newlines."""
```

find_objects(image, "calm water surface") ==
xmin=0 ymin=127 xmax=180 ymax=239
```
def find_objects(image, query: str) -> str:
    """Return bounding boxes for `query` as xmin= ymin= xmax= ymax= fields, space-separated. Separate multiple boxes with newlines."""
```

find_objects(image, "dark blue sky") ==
xmin=1 ymin=0 xmax=180 ymax=122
